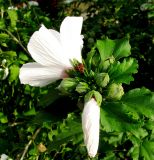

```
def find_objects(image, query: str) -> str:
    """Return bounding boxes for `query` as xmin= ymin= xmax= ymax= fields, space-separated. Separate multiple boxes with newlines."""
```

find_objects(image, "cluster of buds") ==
xmin=58 ymin=62 xmax=124 ymax=157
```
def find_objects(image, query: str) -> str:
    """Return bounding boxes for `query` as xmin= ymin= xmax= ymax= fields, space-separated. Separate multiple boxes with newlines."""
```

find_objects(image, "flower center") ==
xmin=75 ymin=63 xmax=84 ymax=73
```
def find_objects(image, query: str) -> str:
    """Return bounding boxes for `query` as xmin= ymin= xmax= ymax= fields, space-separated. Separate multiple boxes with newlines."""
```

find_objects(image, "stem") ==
xmin=1 ymin=8 xmax=4 ymax=18
xmin=32 ymin=7 xmax=39 ymax=25
xmin=53 ymin=152 xmax=60 ymax=159
xmin=36 ymin=155 xmax=39 ymax=160
xmin=20 ymin=127 xmax=41 ymax=160
xmin=5 ymin=29 xmax=29 ymax=54
xmin=9 ymin=122 xmax=24 ymax=127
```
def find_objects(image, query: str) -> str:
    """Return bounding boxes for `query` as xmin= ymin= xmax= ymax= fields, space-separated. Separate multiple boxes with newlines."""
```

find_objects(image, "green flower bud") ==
xmin=107 ymin=83 xmax=124 ymax=100
xmin=58 ymin=78 xmax=78 ymax=94
xmin=102 ymin=56 xmax=115 ymax=71
xmin=95 ymin=73 xmax=109 ymax=87
xmin=102 ymin=60 xmax=110 ymax=71
xmin=76 ymin=82 xmax=89 ymax=94
xmin=84 ymin=90 xmax=102 ymax=106
xmin=109 ymin=56 xmax=115 ymax=64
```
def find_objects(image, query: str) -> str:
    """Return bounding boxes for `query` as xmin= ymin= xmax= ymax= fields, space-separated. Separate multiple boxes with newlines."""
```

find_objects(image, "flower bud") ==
xmin=58 ymin=78 xmax=77 ymax=94
xmin=102 ymin=56 xmax=115 ymax=71
xmin=82 ymin=98 xmax=100 ymax=158
xmin=0 ymin=154 xmax=8 ymax=160
xmin=76 ymin=82 xmax=89 ymax=94
xmin=2 ymin=59 xmax=7 ymax=65
xmin=107 ymin=83 xmax=124 ymax=100
xmin=95 ymin=73 xmax=109 ymax=87
xmin=37 ymin=143 xmax=47 ymax=153
xmin=84 ymin=90 xmax=102 ymax=106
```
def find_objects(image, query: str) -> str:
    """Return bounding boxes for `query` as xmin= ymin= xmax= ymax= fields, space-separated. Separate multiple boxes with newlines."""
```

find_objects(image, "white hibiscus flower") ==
xmin=82 ymin=98 xmax=100 ymax=158
xmin=19 ymin=16 xmax=83 ymax=87
xmin=19 ymin=16 xmax=100 ymax=158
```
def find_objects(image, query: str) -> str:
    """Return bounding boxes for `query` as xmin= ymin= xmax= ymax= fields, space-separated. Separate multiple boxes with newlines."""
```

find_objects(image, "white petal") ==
xmin=0 ymin=154 xmax=8 ymax=160
xmin=19 ymin=62 xmax=67 ymax=87
xmin=27 ymin=25 xmax=72 ymax=68
xmin=28 ymin=1 xmax=39 ymax=6
xmin=82 ymin=98 xmax=100 ymax=158
xmin=3 ymin=68 xmax=9 ymax=80
xmin=60 ymin=17 xmax=83 ymax=63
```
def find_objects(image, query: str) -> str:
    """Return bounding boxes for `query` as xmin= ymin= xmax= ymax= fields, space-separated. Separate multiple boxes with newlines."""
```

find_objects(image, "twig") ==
xmin=5 ymin=29 xmax=29 ymax=54
xmin=36 ymin=155 xmax=39 ymax=160
xmin=20 ymin=127 xmax=41 ymax=160
xmin=9 ymin=122 xmax=24 ymax=127
xmin=1 ymin=8 xmax=4 ymax=18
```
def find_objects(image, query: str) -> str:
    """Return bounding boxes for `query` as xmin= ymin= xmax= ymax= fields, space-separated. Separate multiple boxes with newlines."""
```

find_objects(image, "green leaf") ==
xmin=29 ymin=145 xmax=38 ymax=156
xmin=38 ymin=87 xmax=61 ymax=107
xmin=31 ymin=112 xmax=58 ymax=126
xmin=129 ymin=136 xmax=154 ymax=160
xmin=140 ymin=141 xmax=154 ymax=160
xmin=140 ymin=3 xmax=154 ymax=11
xmin=23 ymin=107 xmax=36 ymax=116
xmin=108 ymin=58 xmax=138 ymax=84
xmin=129 ymin=145 xmax=139 ymax=160
xmin=48 ymin=113 xmax=83 ymax=151
xmin=113 ymin=37 xmax=131 ymax=60
xmin=0 ymin=112 xmax=8 ymax=123
xmin=103 ymin=153 xmax=117 ymax=160
xmin=96 ymin=37 xmax=131 ymax=62
xmin=122 ymin=88 xmax=154 ymax=119
xmin=7 ymin=9 xmax=18 ymax=28
xmin=85 ymin=47 xmax=95 ymax=70
xmin=148 ymin=10 xmax=154 ymax=18
xmin=97 ymin=38 xmax=116 ymax=62
xmin=0 ymin=33 xmax=9 ymax=42
xmin=101 ymin=88 xmax=154 ymax=132
xmin=100 ymin=102 xmax=141 ymax=132
xmin=144 ymin=120 xmax=154 ymax=133
xmin=0 ymin=19 xmax=5 ymax=29
xmin=130 ymin=128 xmax=148 ymax=139
xmin=102 ymin=132 xmax=124 ymax=147
xmin=19 ymin=52 xmax=29 ymax=61
xmin=0 ymin=33 xmax=10 ymax=46
xmin=9 ymin=64 xmax=19 ymax=82
xmin=4 ymin=51 xmax=17 ymax=58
